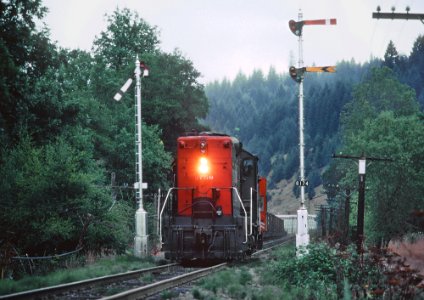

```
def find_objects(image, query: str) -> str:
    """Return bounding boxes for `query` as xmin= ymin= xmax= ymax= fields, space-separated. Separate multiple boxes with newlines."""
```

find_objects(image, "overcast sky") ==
xmin=42 ymin=0 xmax=424 ymax=83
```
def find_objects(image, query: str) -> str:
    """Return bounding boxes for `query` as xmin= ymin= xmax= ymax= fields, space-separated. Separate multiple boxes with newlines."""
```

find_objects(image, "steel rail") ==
xmin=0 ymin=263 xmax=178 ymax=300
xmin=101 ymin=262 xmax=227 ymax=300
xmin=252 ymin=235 xmax=295 ymax=257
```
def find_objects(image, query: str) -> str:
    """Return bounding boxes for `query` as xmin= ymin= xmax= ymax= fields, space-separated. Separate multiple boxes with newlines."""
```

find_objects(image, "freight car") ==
xmin=159 ymin=132 xmax=285 ymax=262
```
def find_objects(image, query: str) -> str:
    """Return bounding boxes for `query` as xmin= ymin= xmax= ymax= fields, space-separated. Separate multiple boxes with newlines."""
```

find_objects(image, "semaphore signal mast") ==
xmin=113 ymin=56 xmax=150 ymax=258
xmin=288 ymin=10 xmax=336 ymax=256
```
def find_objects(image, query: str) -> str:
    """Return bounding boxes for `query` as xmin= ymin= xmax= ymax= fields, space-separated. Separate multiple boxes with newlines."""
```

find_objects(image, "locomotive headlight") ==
xmin=198 ymin=157 xmax=209 ymax=174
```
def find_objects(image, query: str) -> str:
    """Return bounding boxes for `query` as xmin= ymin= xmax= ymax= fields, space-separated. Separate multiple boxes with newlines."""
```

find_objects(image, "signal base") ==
xmin=296 ymin=207 xmax=310 ymax=257
xmin=134 ymin=208 xmax=149 ymax=257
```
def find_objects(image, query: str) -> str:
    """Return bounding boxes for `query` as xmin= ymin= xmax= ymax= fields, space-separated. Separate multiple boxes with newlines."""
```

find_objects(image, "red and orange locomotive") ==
xmin=160 ymin=132 xmax=282 ymax=261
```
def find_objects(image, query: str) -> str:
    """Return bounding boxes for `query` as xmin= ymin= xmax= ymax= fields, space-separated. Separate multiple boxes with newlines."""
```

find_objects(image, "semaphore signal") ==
xmin=289 ymin=66 xmax=336 ymax=83
xmin=305 ymin=66 xmax=336 ymax=73
xmin=289 ymin=18 xmax=337 ymax=36
xmin=288 ymin=11 xmax=337 ymax=256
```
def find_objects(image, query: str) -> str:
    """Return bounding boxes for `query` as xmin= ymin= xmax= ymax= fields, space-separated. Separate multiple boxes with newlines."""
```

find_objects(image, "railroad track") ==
xmin=126 ymin=236 xmax=294 ymax=300
xmin=0 ymin=236 xmax=293 ymax=299
xmin=0 ymin=263 xmax=179 ymax=299
xmin=102 ymin=262 xmax=227 ymax=300
xmin=253 ymin=235 xmax=295 ymax=257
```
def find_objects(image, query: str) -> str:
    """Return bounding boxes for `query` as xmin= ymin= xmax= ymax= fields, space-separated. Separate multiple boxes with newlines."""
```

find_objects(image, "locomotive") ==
xmin=159 ymin=132 xmax=285 ymax=261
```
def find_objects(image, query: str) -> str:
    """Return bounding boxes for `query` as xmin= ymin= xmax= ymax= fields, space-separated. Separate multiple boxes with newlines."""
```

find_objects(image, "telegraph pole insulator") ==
xmin=372 ymin=8 xmax=424 ymax=22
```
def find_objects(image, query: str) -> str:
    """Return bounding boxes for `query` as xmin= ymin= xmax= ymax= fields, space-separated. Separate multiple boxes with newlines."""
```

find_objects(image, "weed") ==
xmin=192 ymin=288 xmax=204 ymax=299
xmin=103 ymin=286 xmax=124 ymax=296
xmin=160 ymin=290 xmax=177 ymax=299
xmin=141 ymin=273 xmax=154 ymax=283
xmin=0 ymin=254 xmax=155 ymax=296
xmin=227 ymin=283 xmax=247 ymax=298
xmin=238 ymin=268 xmax=252 ymax=285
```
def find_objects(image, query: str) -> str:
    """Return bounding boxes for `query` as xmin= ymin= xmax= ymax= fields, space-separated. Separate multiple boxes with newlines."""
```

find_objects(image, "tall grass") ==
xmin=0 ymin=254 xmax=155 ymax=296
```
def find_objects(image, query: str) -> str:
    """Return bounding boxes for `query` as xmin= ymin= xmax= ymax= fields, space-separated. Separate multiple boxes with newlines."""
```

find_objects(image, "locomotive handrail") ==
xmin=250 ymin=188 xmax=253 ymax=235
xmin=205 ymin=186 xmax=249 ymax=243
xmin=250 ymin=187 xmax=258 ymax=235
xmin=159 ymin=186 xmax=249 ymax=245
xmin=231 ymin=187 xmax=249 ymax=243
xmin=159 ymin=187 xmax=194 ymax=245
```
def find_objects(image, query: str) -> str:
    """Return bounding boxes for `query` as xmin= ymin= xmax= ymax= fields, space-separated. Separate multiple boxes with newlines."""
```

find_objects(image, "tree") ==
xmin=333 ymin=67 xmax=423 ymax=245
xmin=341 ymin=67 xmax=419 ymax=138
xmin=93 ymin=8 xmax=160 ymax=70
xmin=0 ymin=0 xmax=59 ymax=143
xmin=383 ymin=40 xmax=399 ymax=69
xmin=406 ymin=35 xmax=424 ymax=107
xmin=0 ymin=5 xmax=179 ymax=259
xmin=341 ymin=113 xmax=424 ymax=244
xmin=0 ymin=135 xmax=133 ymax=255
xmin=142 ymin=50 xmax=209 ymax=150
xmin=91 ymin=8 xmax=208 ymax=151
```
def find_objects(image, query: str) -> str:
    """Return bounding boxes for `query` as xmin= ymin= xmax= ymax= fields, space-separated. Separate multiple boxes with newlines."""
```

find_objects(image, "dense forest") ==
xmin=205 ymin=38 xmax=424 ymax=197
xmin=1 ymin=0 xmax=423 ymax=261
xmin=205 ymin=37 xmax=424 ymax=243
xmin=0 ymin=1 xmax=207 ymax=256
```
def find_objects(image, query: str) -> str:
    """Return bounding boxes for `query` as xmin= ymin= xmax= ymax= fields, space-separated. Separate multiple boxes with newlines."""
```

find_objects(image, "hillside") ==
xmin=267 ymin=178 xmax=327 ymax=215
xmin=204 ymin=37 xmax=424 ymax=214
xmin=204 ymin=61 xmax=370 ymax=200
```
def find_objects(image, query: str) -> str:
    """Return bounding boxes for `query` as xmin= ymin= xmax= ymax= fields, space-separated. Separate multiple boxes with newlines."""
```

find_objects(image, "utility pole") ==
xmin=321 ymin=206 xmax=326 ymax=237
xmin=372 ymin=6 xmax=424 ymax=22
xmin=344 ymin=188 xmax=351 ymax=245
xmin=332 ymin=153 xmax=392 ymax=253
xmin=288 ymin=11 xmax=336 ymax=256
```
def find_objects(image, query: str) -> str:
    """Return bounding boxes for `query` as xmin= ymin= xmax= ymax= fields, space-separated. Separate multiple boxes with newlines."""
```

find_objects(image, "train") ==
xmin=159 ymin=132 xmax=286 ymax=262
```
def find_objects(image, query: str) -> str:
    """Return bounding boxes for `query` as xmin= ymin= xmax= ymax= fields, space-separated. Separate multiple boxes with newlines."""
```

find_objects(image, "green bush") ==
xmin=271 ymin=243 xmax=348 ymax=299
xmin=271 ymin=242 xmax=424 ymax=299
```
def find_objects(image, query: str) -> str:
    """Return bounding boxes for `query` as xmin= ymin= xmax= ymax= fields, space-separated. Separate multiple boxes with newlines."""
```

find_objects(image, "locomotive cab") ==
xmin=160 ymin=132 xmax=264 ymax=261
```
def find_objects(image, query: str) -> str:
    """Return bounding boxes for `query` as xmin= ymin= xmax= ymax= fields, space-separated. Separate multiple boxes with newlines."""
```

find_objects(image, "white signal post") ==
xmin=134 ymin=57 xmax=149 ymax=258
xmin=296 ymin=10 xmax=309 ymax=256
xmin=289 ymin=11 xmax=336 ymax=256
xmin=114 ymin=56 xmax=149 ymax=257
